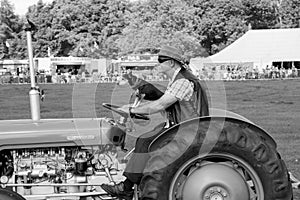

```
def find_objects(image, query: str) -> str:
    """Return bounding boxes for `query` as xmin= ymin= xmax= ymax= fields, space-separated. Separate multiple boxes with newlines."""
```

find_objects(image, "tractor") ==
xmin=0 ymin=20 xmax=293 ymax=200
xmin=0 ymin=96 xmax=293 ymax=200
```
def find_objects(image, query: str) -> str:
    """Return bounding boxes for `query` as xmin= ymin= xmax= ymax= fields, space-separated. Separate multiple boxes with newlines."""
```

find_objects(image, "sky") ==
xmin=9 ymin=0 xmax=54 ymax=16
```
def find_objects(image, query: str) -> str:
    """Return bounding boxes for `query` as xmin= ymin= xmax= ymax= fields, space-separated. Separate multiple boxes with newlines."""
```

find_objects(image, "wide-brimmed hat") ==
xmin=158 ymin=45 xmax=184 ymax=64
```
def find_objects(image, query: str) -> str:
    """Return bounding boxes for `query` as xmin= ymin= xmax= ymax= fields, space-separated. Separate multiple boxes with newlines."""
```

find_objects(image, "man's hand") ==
xmin=117 ymin=104 xmax=131 ymax=114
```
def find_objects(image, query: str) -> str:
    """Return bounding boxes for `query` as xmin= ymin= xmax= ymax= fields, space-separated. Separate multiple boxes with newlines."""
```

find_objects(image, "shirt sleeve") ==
xmin=165 ymin=78 xmax=194 ymax=101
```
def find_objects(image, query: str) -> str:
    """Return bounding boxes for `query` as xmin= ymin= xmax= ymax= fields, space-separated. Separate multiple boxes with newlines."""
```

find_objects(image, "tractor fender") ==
xmin=209 ymin=108 xmax=253 ymax=123
xmin=148 ymin=112 xmax=277 ymax=152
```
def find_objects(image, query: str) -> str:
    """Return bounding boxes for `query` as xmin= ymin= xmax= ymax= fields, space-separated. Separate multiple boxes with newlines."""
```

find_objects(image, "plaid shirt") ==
xmin=165 ymin=68 xmax=194 ymax=101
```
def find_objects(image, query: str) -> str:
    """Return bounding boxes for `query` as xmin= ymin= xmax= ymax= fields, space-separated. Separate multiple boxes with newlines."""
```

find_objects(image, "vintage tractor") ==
xmin=0 ymin=98 xmax=293 ymax=200
xmin=0 ymin=20 xmax=293 ymax=200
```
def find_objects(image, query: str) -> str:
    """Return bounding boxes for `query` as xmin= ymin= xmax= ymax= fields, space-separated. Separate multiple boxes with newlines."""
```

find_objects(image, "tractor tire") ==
xmin=0 ymin=188 xmax=25 ymax=200
xmin=140 ymin=119 xmax=293 ymax=200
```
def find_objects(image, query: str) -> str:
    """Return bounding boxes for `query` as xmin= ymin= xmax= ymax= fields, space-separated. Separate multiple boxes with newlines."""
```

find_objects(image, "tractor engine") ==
xmin=0 ymin=145 xmax=126 ymax=197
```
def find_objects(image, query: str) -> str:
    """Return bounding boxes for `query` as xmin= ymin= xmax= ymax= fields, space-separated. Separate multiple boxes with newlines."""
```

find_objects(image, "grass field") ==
xmin=0 ymin=79 xmax=300 ymax=198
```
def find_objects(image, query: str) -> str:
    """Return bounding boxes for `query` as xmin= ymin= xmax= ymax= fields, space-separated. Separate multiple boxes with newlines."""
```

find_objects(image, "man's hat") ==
xmin=158 ymin=45 xmax=184 ymax=64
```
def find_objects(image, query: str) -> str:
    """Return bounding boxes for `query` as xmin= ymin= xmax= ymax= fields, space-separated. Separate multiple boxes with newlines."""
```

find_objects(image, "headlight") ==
xmin=0 ymin=175 xmax=8 ymax=184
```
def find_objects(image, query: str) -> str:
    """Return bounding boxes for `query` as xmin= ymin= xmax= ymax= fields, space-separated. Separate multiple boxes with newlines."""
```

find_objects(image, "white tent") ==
xmin=203 ymin=28 xmax=300 ymax=69
xmin=189 ymin=57 xmax=206 ymax=72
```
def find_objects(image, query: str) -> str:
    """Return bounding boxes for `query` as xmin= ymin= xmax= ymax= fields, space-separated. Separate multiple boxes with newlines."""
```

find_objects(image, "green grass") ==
xmin=1 ymin=79 xmax=300 ymax=198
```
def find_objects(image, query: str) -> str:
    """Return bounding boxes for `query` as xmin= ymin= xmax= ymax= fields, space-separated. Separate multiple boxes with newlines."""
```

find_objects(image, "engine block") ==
xmin=0 ymin=145 xmax=127 ymax=198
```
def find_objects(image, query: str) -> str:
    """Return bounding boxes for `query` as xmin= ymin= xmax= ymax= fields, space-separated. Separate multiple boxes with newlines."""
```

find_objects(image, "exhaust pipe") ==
xmin=25 ymin=19 xmax=40 ymax=121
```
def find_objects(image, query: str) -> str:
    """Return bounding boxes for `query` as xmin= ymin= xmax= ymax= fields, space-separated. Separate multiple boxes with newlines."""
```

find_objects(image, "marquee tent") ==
xmin=202 ymin=28 xmax=300 ymax=69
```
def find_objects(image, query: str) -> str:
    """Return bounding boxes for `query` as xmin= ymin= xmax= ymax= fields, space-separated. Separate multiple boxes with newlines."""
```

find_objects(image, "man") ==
xmin=101 ymin=45 xmax=209 ymax=200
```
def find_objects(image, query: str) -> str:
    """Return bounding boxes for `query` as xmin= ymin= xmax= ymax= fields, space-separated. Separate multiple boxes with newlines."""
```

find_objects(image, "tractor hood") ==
xmin=0 ymin=118 xmax=125 ymax=151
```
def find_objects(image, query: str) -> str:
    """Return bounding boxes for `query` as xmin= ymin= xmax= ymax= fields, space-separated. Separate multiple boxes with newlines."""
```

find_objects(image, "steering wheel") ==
xmin=102 ymin=103 xmax=150 ymax=121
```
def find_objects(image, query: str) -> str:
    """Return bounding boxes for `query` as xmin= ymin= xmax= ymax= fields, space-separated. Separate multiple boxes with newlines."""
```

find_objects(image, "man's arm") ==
xmin=131 ymin=93 xmax=177 ymax=115
xmin=118 ymin=78 xmax=193 ymax=115
xmin=118 ymin=93 xmax=177 ymax=115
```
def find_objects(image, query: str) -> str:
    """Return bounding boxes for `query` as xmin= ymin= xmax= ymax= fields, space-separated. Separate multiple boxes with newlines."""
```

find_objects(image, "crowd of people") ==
xmin=0 ymin=66 xmax=299 ymax=84
xmin=0 ymin=68 xmax=169 ymax=84
xmin=197 ymin=65 xmax=300 ymax=81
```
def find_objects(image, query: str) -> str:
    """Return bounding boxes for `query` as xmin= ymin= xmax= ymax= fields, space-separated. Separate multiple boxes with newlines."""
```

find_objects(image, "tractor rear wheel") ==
xmin=0 ymin=188 xmax=25 ymax=200
xmin=140 ymin=120 xmax=293 ymax=200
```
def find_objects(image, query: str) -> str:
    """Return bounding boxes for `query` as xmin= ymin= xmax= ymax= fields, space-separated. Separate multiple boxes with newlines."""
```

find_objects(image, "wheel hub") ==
xmin=204 ymin=186 xmax=227 ymax=200
xmin=181 ymin=163 xmax=249 ymax=200
xmin=208 ymin=193 xmax=223 ymax=200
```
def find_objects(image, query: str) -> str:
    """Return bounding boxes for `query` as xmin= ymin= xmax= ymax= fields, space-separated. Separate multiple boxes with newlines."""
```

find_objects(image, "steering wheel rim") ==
xmin=102 ymin=103 xmax=150 ymax=120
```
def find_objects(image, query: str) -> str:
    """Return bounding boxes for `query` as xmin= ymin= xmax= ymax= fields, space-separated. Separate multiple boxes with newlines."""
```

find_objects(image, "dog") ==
xmin=120 ymin=71 xmax=171 ymax=127
xmin=121 ymin=71 xmax=165 ymax=102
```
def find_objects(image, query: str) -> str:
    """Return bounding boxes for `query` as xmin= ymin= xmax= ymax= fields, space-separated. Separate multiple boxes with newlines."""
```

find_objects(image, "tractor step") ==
xmin=289 ymin=172 xmax=300 ymax=189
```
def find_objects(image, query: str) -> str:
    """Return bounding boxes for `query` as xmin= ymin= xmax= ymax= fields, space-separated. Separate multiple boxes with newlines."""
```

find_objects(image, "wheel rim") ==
xmin=169 ymin=153 xmax=264 ymax=200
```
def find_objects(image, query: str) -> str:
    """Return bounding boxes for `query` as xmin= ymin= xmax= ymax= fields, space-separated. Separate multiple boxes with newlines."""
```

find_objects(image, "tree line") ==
xmin=0 ymin=0 xmax=299 ymax=60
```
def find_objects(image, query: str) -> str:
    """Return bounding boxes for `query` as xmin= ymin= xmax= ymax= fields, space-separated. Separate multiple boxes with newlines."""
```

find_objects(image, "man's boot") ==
xmin=101 ymin=182 xmax=133 ymax=200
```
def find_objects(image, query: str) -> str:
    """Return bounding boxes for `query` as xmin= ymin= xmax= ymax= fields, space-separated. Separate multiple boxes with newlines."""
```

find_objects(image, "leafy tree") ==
xmin=2 ymin=0 xmax=300 ymax=60
xmin=281 ymin=0 xmax=300 ymax=28
xmin=7 ymin=17 xmax=28 ymax=59
xmin=25 ymin=0 xmax=130 ymax=59
xmin=192 ymin=0 xmax=248 ymax=55
xmin=241 ymin=0 xmax=278 ymax=29
xmin=117 ymin=0 xmax=205 ymax=58
xmin=23 ymin=0 xmax=54 ymax=58
xmin=0 ymin=0 xmax=21 ymax=59
xmin=97 ymin=0 xmax=130 ymax=58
